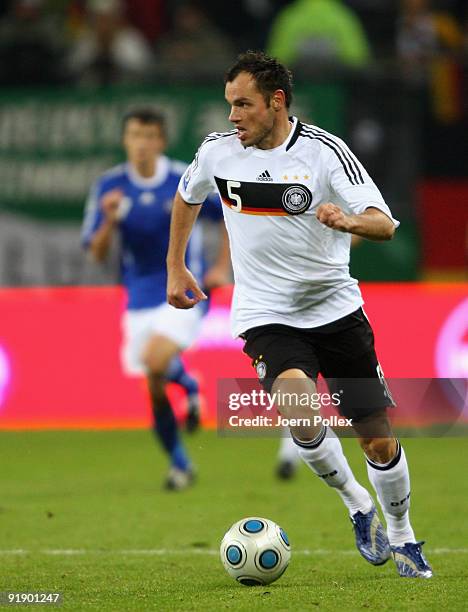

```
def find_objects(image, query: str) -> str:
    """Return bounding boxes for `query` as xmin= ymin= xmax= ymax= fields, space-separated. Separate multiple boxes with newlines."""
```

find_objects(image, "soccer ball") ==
xmin=220 ymin=517 xmax=291 ymax=586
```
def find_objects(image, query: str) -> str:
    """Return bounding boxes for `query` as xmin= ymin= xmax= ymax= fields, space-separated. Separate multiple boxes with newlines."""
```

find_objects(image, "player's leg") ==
xmin=273 ymin=369 xmax=374 ymax=515
xmin=352 ymin=411 xmax=411 ymax=544
xmin=143 ymin=334 xmax=194 ymax=490
xmin=166 ymin=355 xmax=201 ymax=433
xmin=354 ymin=411 xmax=432 ymax=578
xmin=121 ymin=309 xmax=192 ymax=489
xmin=275 ymin=429 xmax=301 ymax=480
xmin=121 ymin=305 xmax=202 ymax=490
xmin=310 ymin=309 xmax=394 ymax=565
xmin=142 ymin=303 xmax=204 ymax=489
xmin=243 ymin=325 xmax=374 ymax=522
xmin=318 ymin=308 xmax=432 ymax=576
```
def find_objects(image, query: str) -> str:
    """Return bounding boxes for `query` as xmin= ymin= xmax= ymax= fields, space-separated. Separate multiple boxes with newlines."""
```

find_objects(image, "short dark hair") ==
xmin=224 ymin=50 xmax=293 ymax=109
xmin=122 ymin=107 xmax=167 ymax=138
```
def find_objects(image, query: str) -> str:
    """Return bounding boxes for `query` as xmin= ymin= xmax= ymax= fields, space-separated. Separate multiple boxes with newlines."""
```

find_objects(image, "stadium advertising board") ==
xmin=0 ymin=284 xmax=466 ymax=430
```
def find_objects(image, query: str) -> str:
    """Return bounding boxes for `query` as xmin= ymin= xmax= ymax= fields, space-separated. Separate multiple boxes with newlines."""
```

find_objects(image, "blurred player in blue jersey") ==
xmin=82 ymin=108 xmax=229 ymax=490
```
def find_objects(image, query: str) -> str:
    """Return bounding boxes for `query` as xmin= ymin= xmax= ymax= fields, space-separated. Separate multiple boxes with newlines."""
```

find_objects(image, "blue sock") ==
xmin=152 ymin=397 xmax=190 ymax=471
xmin=166 ymin=356 xmax=199 ymax=397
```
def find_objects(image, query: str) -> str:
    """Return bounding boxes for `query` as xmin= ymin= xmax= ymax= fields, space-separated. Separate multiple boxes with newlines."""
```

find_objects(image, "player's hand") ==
xmin=101 ymin=189 xmax=125 ymax=224
xmin=202 ymin=265 xmax=230 ymax=290
xmin=316 ymin=203 xmax=353 ymax=233
xmin=167 ymin=266 xmax=208 ymax=309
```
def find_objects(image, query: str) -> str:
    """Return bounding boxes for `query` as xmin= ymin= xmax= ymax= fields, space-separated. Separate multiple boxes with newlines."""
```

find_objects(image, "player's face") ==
xmin=225 ymin=72 xmax=276 ymax=149
xmin=123 ymin=119 xmax=166 ymax=166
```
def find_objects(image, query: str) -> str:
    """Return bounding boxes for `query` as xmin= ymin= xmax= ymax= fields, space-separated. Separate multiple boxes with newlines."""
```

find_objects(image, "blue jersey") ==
xmin=81 ymin=156 xmax=222 ymax=310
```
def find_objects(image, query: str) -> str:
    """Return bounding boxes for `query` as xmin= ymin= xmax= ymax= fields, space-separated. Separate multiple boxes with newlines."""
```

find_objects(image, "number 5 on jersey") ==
xmin=227 ymin=180 xmax=242 ymax=212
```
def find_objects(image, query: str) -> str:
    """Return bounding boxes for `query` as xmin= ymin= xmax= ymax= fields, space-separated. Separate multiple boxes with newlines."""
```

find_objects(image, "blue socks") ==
xmin=166 ymin=356 xmax=199 ymax=397
xmin=149 ymin=362 xmax=196 ymax=472
xmin=152 ymin=396 xmax=190 ymax=471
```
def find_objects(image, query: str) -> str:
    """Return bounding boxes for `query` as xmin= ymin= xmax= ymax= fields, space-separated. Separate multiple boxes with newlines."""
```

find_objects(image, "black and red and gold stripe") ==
xmin=214 ymin=176 xmax=312 ymax=216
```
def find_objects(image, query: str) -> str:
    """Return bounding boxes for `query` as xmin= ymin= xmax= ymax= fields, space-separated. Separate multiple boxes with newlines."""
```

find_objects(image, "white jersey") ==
xmin=178 ymin=117 xmax=399 ymax=337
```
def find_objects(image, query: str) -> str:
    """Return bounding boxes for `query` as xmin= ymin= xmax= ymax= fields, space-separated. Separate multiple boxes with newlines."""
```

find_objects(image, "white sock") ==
xmin=366 ymin=441 xmax=416 ymax=546
xmin=278 ymin=429 xmax=301 ymax=465
xmin=294 ymin=427 xmax=373 ymax=516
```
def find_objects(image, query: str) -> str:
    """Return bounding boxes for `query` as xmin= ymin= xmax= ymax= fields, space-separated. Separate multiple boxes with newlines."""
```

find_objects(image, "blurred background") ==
xmin=0 ymin=0 xmax=466 ymax=429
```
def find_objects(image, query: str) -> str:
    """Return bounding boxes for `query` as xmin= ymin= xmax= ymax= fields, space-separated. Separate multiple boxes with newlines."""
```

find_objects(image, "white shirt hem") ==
xmin=233 ymin=297 xmax=364 ymax=338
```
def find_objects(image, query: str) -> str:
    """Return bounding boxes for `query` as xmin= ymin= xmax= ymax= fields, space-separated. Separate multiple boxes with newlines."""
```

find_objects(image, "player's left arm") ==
xmin=316 ymin=204 xmax=395 ymax=241
xmin=322 ymin=138 xmax=399 ymax=241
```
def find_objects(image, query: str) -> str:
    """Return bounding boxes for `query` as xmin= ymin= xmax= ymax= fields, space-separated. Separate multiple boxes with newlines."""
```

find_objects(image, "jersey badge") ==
xmin=281 ymin=185 xmax=312 ymax=215
xmin=139 ymin=192 xmax=155 ymax=205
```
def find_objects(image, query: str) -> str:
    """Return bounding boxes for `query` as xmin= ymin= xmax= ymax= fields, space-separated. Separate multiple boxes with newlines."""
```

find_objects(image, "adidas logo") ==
xmin=256 ymin=170 xmax=273 ymax=182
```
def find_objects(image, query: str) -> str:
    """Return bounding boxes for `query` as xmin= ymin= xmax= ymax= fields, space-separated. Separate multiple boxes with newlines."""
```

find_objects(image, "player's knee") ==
xmin=142 ymin=335 xmax=179 ymax=376
xmin=272 ymin=369 xmax=314 ymax=418
xmin=142 ymin=351 xmax=166 ymax=375
xmin=360 ymin=437 xmax=397 ymax=464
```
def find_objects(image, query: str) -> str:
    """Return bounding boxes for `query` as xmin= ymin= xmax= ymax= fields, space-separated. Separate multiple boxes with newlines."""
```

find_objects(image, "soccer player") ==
xmin=166 ymin=52 xmax=433 ymax=576
xmin=82 ymin=108 xmax=229 ymax=491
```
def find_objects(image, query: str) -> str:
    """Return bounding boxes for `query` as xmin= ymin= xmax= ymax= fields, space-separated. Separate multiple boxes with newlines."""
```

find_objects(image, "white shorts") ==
xmin=121 ymin=302 xmax=203 ymax=376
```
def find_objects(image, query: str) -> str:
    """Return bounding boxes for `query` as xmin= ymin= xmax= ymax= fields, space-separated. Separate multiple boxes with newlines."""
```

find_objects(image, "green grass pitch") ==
xmin=1 ymin=430 xmax=467 ymax=610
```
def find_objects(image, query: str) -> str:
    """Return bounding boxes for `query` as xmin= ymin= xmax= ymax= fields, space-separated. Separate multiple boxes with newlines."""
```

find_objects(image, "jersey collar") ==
xmin=127 ymin=155 xmax=170 ymax=189
xmin=285 ymin=116 xmax=302 ymax=151
xmin=249 ymin=116 xmax=301 ymax=158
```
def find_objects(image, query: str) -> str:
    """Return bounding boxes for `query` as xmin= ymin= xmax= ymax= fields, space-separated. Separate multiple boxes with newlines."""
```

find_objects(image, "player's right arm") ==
xmin=167 ymin=135 xmax=218 ymax=309
xmin=167 ymin=191 xmax=208 ymax=309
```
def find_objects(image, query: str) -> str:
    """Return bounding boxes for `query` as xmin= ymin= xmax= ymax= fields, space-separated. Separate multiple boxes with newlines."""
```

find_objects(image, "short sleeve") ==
xmin=327 ymin=138 xmax=399 ymax=227
xmin=81 ymin=180 xmax=105 ymax=248
xmin=178 ymin=138 xmax=216 ymax=205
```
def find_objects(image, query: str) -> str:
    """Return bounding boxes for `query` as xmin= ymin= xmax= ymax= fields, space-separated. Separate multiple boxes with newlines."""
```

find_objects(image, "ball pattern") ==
xmin=243 ymin=519 xmax=264 ymax=533
xmin=220 ymin=517 xmax=291 ymax=586
xmin=226 ymin=545 xmax=242 ymax=565
xmin=259 ymin=549 xmax=279 ymax=569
